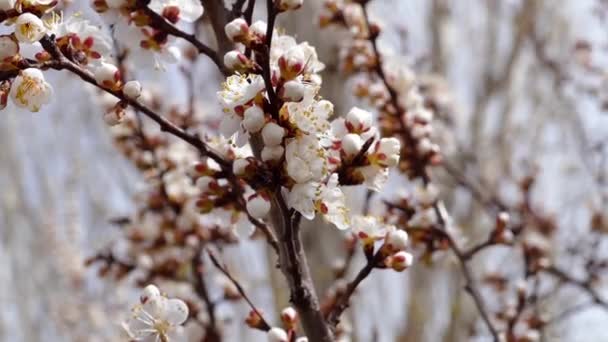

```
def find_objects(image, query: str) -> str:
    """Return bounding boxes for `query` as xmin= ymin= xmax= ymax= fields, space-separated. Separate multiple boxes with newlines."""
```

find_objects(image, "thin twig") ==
xmin=207 ymin=249 xmax=272 ymax=331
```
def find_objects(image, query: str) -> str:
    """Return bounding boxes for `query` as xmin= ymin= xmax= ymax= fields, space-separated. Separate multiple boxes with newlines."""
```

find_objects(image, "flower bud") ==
xmin=224 ymin=50 xmax=250 ymax=71
xmin=411 ymin=123 xmax=432 ymax=139
xmin=388 ymin=251 xmax=414 ymax=272
xmin=280 ymin=307 xmax=298 ymax=328
xmin=375 ymin=137 xmax=401 ymax=167
xmin=140 ymin=284 xmax=160 ymax=304
xmin=9 ymin=68 xmax=53 ymax=112
xmin=232 ymin=158 xmax=250 ymax=176
xmin=250 ymin=21 xmax=267 ymax=41
xmin=225 ymin=18 xmax=249 ymax=43
xmin=413 ymin=108 xmax=433 ymax=123
xmin=261 ymin=145 xmax=284 ymax=162
xmin=278 ymin=0 xmax=303 ymax=11
xmin=245 ymin=309 xmax=266 ymax=330
xmin=384 ymin=229 xmax=409 ymax=253
xmin=279 ymin=80 xmax=306 ymax=102
xmin=267 ymin=327 xmax=288 ymax=342
xmin=247 ymin=193 xmax=271 ymax=219
xmin=123 ymin=80 xmax=142 ymax=100
xmin=14 ymin=13 xmax=46 ymax=43
xmin=94 ymin=62 xmax=121 ymax=90
xmin=342 ymin=133 xmax=363 ymax=156
xmin=279 ymin=47 xmax=305 ymax=80
xmin=346 ymin=107 xmax=372 ymax=133
xmin=0 ymin=35 xmax=19 ymax=61
xmin=243 ymin=105 xmax=266 ymax=133
xmin=196 ymin=176 xmax=215 ymax=192
xmin=103 ymin=105 xmax=125 ymax=126
xmin=261 ymin=122 xmax=285 ymax=147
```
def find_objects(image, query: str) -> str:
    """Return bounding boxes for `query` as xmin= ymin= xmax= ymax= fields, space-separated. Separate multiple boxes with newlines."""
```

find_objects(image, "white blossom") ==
xmin=351 ymin=215 xmax=388 ymax=245
xmin=315 ymin=174 xmax=350 ymax=229
xmin=14 ymin=13 xmax=46 ymax=43
xmin=9 ymin=68 xmax=53 ymax=112
xmin=285 ymin=134 xmax=326 ymax=183
xmin=284 ymin=86 xmax=332 ymax=135
xmin=122 ymin=285 xmax=189 ymax=342
xmin=288 ymin=181 xmax=317 ymax=219
xmin=218 ymin=74 xmax=265 ymax=115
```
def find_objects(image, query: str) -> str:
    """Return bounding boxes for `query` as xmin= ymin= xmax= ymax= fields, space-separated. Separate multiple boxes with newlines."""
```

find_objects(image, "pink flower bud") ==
xmin=224 ymin=50 xmax=250 ymax=70
xmin=279 ymin=46 xmax=305 ymax=80
xmin=225 ymin=18 xmax=249 ymax=43
xmin=389 ymin=251 xmax=414 ymax=272
xmin=280 ymin=307 xmax=298 ymax=327
xmin=345 ymin=107 xmax=373 ymax=133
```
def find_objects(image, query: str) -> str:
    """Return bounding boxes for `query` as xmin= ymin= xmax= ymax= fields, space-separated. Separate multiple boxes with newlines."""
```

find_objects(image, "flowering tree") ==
xmin=2 ymin=0 xmax=608 ymax=341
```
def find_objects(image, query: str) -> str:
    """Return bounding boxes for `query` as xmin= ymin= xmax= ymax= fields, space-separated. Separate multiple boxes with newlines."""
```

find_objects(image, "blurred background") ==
xmin=2 ymin=0 xmax=608 ymax=341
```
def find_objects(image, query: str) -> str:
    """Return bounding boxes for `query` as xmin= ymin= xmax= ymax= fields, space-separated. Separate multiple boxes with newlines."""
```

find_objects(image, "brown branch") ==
xmin=359 ymin=0 xmax=500 ymax=338
xmin=326 ymin=252 xmax=381 ymax=326
xmin=32 ymin=36 xmax=281 ymax=254
xmin=192 ymin=249 xmax=221 ymax=341
xmin=543 ymin=266 xmax=608 ymax=310
xmin=135 ymin=0 xmax=228 ymax=74
xmin=207 ymin=249 xmax=272 ymax=331
xmin=268 ymin=193 xmax=333 ymax=341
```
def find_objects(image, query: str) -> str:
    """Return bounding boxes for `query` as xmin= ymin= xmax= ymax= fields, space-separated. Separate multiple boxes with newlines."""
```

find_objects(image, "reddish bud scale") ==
xmin=83 ymin=36 xmax=95 ymax=49
xmin=162 ymin=6 xmax=180 ymax=24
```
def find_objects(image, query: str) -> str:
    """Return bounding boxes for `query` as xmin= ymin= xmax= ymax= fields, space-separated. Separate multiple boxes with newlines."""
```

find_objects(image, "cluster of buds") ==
xmin=351 ymin=215 xmax=414 ymax=272
xmin=320 ymin=0 xmax=441 ymax=182
xmin=259 ymin=307 xmax=308 ymax=342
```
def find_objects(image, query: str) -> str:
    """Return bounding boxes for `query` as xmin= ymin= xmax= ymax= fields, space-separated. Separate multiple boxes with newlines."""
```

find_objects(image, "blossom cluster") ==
xmin=215 ymin=17 xmax=401 ymax=229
